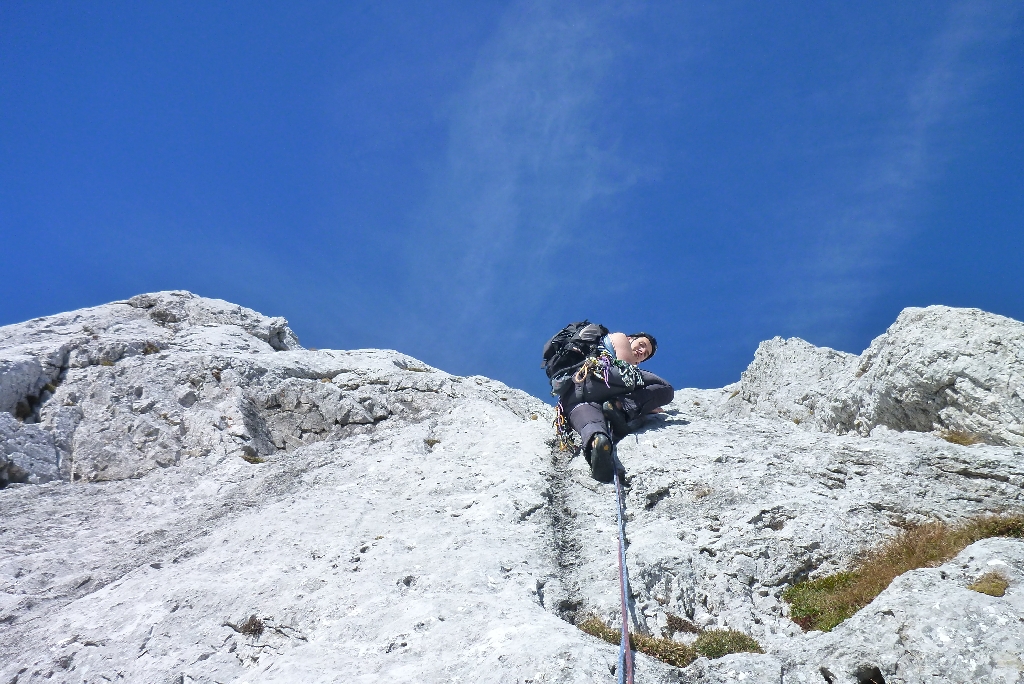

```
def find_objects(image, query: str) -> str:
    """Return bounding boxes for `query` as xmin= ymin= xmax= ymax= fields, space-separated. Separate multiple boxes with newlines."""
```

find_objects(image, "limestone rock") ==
xmin=0 ymin=347 xmax=69 ymax=418
xmin=828 ymin=306 xmax=1024 ymax=445
xmin=0 ymin=412 xmax=59 ymax=486
xmin=786 ymin=537 xmax=1024 ymax=683
xmin=2 ymin=295 xmax=1023 ymax=683
xmin=572 ymin=389 xmax=1024 ymax=662
xmin=720 ymin=336 xmax=857 ymax=425
xmin=679 ymin=653 xmax=784 ymax=683
xmin=0 ymin=290 xmax=467 ymax=483
xmin=727 ymin=306 xmax=1024 ymax=446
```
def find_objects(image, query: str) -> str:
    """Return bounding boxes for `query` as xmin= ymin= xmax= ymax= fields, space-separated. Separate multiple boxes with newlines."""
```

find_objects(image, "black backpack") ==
xmin=541 ymin=321 xmax=608 ymax=396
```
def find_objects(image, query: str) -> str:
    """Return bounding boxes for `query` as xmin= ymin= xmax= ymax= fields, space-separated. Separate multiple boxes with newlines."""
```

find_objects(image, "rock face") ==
xmin=789 ymin=537 xmax=1024 ymax=683
xmin=0 ymin=412 xmax=60 ymax=487
xmin=0 ymin=290 xmax=463 ymax=484
xmin=1 ymin=295 xmax=1023 ymax=684
xmin=723 ymin=336 xmax=857 ymax=426
xmin=680 ymin=537 xmax=1024 ymax=683
xmin=726 ymin=306 xmax=1024 ymax=447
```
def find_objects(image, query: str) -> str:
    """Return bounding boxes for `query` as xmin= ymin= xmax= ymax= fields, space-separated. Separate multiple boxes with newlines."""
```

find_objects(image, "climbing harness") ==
xmin=574 ymin=350 xmax=613 ymax=386
xmin=573 ymin=349 xmax=645 ymax=392
xmin=554 ymin=350 xmax=645 ymax=451
xmin=614 ymin=468 xmax=634 ymax=684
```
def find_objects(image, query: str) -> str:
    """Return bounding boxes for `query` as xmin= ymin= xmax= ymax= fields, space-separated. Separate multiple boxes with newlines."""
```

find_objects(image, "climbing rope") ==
xmin=557 ymin=389 xmax=634 ymax=679
xmin=614 ymin=468 xmax=634 ymax=684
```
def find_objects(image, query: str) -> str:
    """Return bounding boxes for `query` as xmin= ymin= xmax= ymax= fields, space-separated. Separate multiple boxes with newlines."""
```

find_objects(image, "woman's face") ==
xmin=630 ymin=336 xmax=652 ymax=363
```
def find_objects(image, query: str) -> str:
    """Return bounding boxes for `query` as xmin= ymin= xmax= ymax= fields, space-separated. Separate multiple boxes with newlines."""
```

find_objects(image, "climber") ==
xmin=545 ymin=324 xmax=674 ymax=483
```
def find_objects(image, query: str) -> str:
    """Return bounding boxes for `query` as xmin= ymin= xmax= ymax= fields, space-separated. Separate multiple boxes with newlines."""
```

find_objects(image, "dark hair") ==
xmin=628 ymin=332 xmax=657 ymax=360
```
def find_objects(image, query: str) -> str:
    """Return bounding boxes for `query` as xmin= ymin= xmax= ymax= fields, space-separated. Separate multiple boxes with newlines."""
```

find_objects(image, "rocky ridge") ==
xmin=1 ymin=294 xmax=1022 ymax=683
xmin=726 ymin=306 xmax=1024 ymax=446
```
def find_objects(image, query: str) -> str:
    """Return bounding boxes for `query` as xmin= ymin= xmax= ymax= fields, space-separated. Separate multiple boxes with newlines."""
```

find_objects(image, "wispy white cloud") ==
xmin=791 ymin=0 xmax=1019 ymax=335
xmin=401 ymin=1 xmax=644 ymax=359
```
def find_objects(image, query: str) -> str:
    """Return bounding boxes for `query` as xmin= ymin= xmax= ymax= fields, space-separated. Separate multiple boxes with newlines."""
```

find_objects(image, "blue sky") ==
xmin=2 ymin=1 xmax=1022 ymax=400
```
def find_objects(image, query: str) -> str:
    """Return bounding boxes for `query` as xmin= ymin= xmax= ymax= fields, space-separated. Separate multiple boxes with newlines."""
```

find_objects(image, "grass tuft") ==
xmin=940 ymin=429 xmax=984 ymax=446
xmin=240 ymin=447 xmax=266 ymax=464
xmin=664 ymin=613 xmax=700 ymax=635
xmin=632 ymin=632 xmax=697 ymax=668
xmin=783 ymin=514 xmax=1024 ymax=632
xmin=577 ymin=616 xmax=761 ymax=669
xmin=224 ymin=614 xmax=265 ymax=639
xmin=969 ymin=571 xmax=1009 ymax=597
xmin=578 ymin=616 xmax=696 ymax=668
xmin=577 ymin=615 xmax=620 ymax=644
xmin=239 ymin=614 xmax=264 ymax=638
xmin=693 ymin=629 xmax=764 ymax=659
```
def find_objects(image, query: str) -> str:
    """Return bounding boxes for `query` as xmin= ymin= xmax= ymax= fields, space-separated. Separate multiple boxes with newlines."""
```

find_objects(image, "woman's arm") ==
xmin=607 ymin=332 xmax=635 ymax=363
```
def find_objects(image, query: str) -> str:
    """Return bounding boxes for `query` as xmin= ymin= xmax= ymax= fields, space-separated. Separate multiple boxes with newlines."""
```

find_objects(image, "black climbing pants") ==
xmin=561 ymin=369 xmax=674 ymax=449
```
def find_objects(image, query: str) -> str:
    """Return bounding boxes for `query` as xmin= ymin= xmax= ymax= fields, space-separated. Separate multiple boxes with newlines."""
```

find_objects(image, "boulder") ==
xmin=0 ymin=412 xmax=60 ymax=486
xmin=827 ymin=306 xmax=1024 ymax=445
xmin=726 ymin=306 xmax=1024 ymax=446
xmin=720 ymin=336 xmax=856 ymax=425
xmin=0 ymin=291 xmax=435 ymax=483
xmin=786 ymin=537 xmax=1024 ymax=683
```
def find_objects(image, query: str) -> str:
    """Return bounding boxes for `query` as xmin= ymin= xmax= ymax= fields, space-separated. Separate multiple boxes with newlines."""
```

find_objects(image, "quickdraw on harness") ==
xmin=553 ymin=401 xmax=580 ymax=452
xmin=572 ymin=349 xmax=645 ymax=392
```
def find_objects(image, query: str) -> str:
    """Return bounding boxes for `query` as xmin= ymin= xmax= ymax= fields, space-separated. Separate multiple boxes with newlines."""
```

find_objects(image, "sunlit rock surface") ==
xmin=1 ymin=294 xmax=1022 ymax=683
xmin=726 ymin=306 xmax=1024 ymax=447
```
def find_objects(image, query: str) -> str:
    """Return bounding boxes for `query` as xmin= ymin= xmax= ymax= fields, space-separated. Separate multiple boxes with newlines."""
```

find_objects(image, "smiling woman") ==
xmin=605 ymin=331 xmax=657 ymax=365
xmin=545 ymin=321 xmax=674 ymax=482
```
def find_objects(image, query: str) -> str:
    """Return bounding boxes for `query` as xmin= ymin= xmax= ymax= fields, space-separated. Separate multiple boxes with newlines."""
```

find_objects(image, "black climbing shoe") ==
xmin=602 ymin=400 xmax=631 ymax=442
xmin=589 ymin=433 xmax=615 ymax=483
